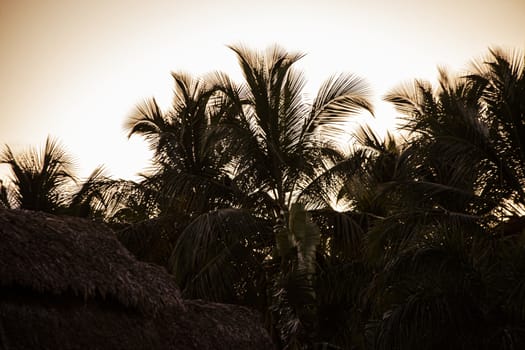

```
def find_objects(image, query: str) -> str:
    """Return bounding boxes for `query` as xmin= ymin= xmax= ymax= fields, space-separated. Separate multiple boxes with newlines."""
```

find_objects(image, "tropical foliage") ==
xmin=2 ymin=46 xmax=525 ymax=349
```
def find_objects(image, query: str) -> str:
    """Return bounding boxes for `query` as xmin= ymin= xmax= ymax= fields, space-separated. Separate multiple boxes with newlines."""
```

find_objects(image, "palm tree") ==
xmin=200 ymin=44 xmax=374 ymax=348
xmin=125 ymin=72 xmax=237 ymax=218
xmin=0 ymin=136 xmax=76 ymax=213
xmin=366 ymin=47 xmax=525 ymax=350
xmin=0 ymin=137 xmax=125 ymax=219
xmin=385 ymin=48 xmax=525 ymax=222
xmin=469 ymin=48 xmax=525 ymax=213
xmin=121 ymin=71 xmax=250 ymax=273
xmin=213 ymin=45 xmax=374 ymax=218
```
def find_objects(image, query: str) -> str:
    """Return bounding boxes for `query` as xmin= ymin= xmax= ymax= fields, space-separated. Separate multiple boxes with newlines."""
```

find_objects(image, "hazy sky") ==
xmin=1 ymin=0 xmax=524 ymax=180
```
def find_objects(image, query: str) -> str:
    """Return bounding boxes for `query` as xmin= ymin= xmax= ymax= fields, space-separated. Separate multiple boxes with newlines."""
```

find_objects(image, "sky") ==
xmin=1 ymin=0 xmax=524 ymax=180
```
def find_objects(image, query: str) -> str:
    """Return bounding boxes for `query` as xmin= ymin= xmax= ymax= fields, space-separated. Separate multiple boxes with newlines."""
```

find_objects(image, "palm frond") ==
xmin=168 ymin=208 xmax=272 ymax=303
xmin=125 ymin=98 xmax=165 ymax=139
xmin=307 ymin=73 xmax=373 ymax=140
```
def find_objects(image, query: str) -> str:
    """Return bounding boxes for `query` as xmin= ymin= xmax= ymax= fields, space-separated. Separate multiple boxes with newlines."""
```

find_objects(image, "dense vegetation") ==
xmin=2 ymin=46 xmax=525 ymax=350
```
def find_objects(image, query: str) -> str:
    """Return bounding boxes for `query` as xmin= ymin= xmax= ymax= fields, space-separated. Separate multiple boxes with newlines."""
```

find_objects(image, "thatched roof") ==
xmin=0 ymin=292 xmax=274 ymax=350
xmin=0 ymin=208 xmax=275 ymax=349
xmin=0 ymin=208 xmax=182 ymax=314
xmin=172 ymin=299 xmax=275 ymax=349
xmin=1 ymin=291 xmax=167 ymax=350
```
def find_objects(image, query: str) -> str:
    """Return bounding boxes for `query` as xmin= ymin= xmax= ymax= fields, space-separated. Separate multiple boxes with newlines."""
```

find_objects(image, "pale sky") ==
xmin=1 ymin=0 xmax=524 ymax=180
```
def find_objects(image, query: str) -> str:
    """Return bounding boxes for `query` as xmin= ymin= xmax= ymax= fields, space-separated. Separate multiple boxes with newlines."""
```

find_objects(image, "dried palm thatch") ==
xmin=0 ymin=208 xmax=182 ymax=315
xmin=0 ymin=208 xmax=274 ymax=349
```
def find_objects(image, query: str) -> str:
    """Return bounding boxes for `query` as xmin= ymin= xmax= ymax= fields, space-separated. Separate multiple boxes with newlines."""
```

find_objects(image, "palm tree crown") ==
xmin=213 ymin=44 xmax=374 ymax=218
xmin=0 ymin=136 xmax=76 ymax=213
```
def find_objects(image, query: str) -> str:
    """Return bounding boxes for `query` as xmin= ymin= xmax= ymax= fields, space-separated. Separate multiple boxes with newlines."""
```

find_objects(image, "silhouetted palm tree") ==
xmin=125 ymin=72 xmax=237 ymax=217
xmin=0 ymin=136 xmax=76 ymax=213
xmin=200 ymin=45 xmax=374 ymax=348
xmin=211 ymin=45 xmax=373 ymax=217
xmin=367 ymin=48 xmax=525 ymax=350
xmin=121 ymin=71 xmax=251 ymax=276
xmin=385 ymin=48 xmax=525 ymax=222
xmin=470 ymin=48 xmax=525 ymax=213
